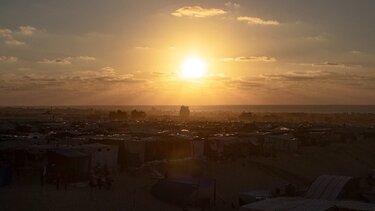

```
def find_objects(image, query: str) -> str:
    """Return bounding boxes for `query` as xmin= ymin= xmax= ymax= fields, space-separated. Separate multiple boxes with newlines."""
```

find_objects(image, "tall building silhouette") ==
xmin=179 ymin=105 xmax=190 ymax=119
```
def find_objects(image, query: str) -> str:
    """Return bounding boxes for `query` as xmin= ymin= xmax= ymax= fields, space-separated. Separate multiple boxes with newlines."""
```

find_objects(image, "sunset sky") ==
xmin=0 ymin=0 xmax=374 ymax=105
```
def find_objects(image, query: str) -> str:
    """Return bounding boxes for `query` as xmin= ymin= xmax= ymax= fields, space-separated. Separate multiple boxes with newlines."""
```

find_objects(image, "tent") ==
xmin=240 ymin=197 xmax=335 ymax=211
xmin=151 ymin=177 xmax=215 ymax=207
xmin=78 ymin=143 xmax=118 ymax=171
xmin=306 ymin=175 xmax=359 ymax=200
xmin=239 ymin=191 xmax=273 ymax=206
xmin=240 ymin=197 xmax=375 ymax=211
xmin=47 ymin=148 xmax=90 ymax=182
xmin=0 ymin=166 xmax=11 ymax=187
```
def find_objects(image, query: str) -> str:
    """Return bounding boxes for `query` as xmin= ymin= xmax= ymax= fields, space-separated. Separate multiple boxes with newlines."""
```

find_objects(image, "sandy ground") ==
xmin=1 ymin=140 xmax=375 ymax=211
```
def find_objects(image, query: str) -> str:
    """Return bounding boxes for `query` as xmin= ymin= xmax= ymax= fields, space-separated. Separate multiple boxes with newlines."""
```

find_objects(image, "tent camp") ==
xmin=151 ymin=177 xmax=216 ymax=207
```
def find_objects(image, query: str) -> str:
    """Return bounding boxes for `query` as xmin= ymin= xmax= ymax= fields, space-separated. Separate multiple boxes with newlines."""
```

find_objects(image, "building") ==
xmin=179 ymin=106 xmax=190 ymax=120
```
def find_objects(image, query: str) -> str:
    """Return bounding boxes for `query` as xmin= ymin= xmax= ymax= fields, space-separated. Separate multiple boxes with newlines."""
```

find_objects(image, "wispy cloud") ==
xmin=237 ymin=16 xmax=280 ymax=25
xmin=0 ymin=56 xmax=18 ymax=63
xmin=218 ymin=56 xmax=276 ymax=62
xmin=135 ymin=46 xmax=151 ymax=50
xmin=18 ymin=26 xmax=37 ymax=35
xmin=38 ymin=58 xmax=72 ymax=65
xmin=172 ymin=6 xmax=227 ymax=18
xmin=225 ymin=2 xmax=240 ymax=8
xmin=0 ymin=28 xmax=12 ymax=38
xmin=290 ymin=62 xmax=362 ymax=69
xmin=5 ymin=39 xmax=26 ymax=46
xmin=38 ymin=56 xmax=96 ymax=65
xmin=76 ymin=56 xmax=96 ymax=61
xmin=0 ymin=69 xmax=146 ymax=92
xmin=1 ymin=25 xmax=38 ymax=46
xmin=306 ymin=33 xmax=329 ymax=42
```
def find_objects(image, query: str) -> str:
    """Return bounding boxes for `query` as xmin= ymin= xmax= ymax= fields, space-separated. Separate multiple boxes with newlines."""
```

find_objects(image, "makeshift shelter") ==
xmin=306 ymin=175 xmax=359 ymax=200
xmin=192 ymin=141 xmax=204 ymax=158
xmin=264 ymin=134 xmax=298 ymax=153
xmin=240 ymin=197 xmax=335 ymax=211
xmin=47 ymin=148 xmax=90 ymax=182
xmin=78 ymin=143 xmax=118 ymax=171
xmin=151 ymin=177 xmax=216 ymax=207
xmin=0 ymin=166 xmax=11 ymax=187
xmin=239 ymin=191 xmax=273 ymax=206
xmin=240 ymin=197 xmax=375 ymax=211
xmin=124 ymin=140 xmax=145 ymax=166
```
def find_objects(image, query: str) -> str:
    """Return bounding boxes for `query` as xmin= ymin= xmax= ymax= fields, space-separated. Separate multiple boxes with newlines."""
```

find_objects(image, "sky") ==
xmin=0 ymin=0 xmax=374 ymax=105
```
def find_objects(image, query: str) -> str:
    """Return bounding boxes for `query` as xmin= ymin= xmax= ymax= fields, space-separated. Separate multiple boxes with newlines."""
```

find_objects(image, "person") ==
xmin=164 ymin=170 xmax=169 ymax=179
xmin=89 ymin=172 xmax=96 ymax=198
xmin=105 ymin=175 xmax=113 ymax=190
xmin=285 ymin=184 xmax=296 ymax=196
xmin=97 ymin=176 xmax=103 ymax=190
xmin=273 ymin=187 xmax=281 ymax=197
xmin=56 ymin=170 xmax=61 ymax=190
xmin=41 ymin=165 xmax=47 ymax=187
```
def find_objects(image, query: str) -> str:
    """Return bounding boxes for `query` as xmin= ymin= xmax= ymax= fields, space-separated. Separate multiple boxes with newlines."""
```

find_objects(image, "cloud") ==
xmin=38 ymin=56 xmax=96 ymax=65
xmin=1 ymin=25 xmax=38 ymax=46
xmin=0 ymin=28 xmax=12 ymax=38
xmin=172 ymin=6 xmax=227 ymax=18
xmin=101 ymin=67 xmax=116 ymax=75
xmin=261 ymin=71 xmax=331 ymax=81
xmin=135 ymin=46 xmax=151 ymax=50
xmin=237 ymin=16 xmax=280 ymax=25
xmin=315 ymin=62 xmax=362 ymax=68
xmin=224 ymin=71 xmax=375 ymax=92
xmin=5 ymin=39 xmax=26 ymax=46
xmin=0 ymin=56 xmax=18 ymax=63
xmin=290 ymin=62 xmax=362 ymax=69
xmin=38 ymin=58 xmax=72 ymax=65
xmin=75 ymin=56 xmax=96 ymax=61
xmin=18 ymin=26 xmax=37 ymax=35
xmin=227 ymin=79 xmax=263 ymax=90
xmin=306 ymin=34 xmax=327 ymax=41
xmin=0 ymin=69 xmax=146 ymax=92
xmin=218 ymin=56 xmax=276 ymax=62
xmin=225 ymin=2 xmax=240 ymax=8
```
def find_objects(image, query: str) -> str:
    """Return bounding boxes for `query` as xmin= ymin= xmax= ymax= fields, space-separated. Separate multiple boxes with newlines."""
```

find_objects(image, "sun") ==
xmin=180 ymin=57 xmax=207 ymax=79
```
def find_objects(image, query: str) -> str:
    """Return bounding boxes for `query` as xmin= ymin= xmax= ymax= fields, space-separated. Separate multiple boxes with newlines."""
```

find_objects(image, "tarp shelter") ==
xmin=0 ymin=166 xmax=11 ymax=187
xmin=239 ymin=191 xmax=273 ymax=206
xmin=306 ymin=175 xmax=359 ymax=200
xmin=240 ymin=197 xmax=335 ymax=211
xmin=47 ymin=148 xmax=90 ymax=182
xmin=151 ymin=177 xmax=216 ymax=207
xmin=240 ymin=197 xmax=375 ymax=211
xmin=192 ymin=141 xmax=204 ymax=158
xmin=264 ymin=134 xmax=298 ymax=152
xmin=77 ymin=143 xmax=118 ymax=171
xmin=124 ymin=140 xmax=145 ymax=166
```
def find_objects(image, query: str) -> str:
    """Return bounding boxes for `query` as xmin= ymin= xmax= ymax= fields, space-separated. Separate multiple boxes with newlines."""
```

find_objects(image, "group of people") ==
xmin=89 ymin=163 xmax=113 ymax=191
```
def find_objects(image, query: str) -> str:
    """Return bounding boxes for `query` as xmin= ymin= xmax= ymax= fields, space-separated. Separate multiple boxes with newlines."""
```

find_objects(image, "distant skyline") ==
xmin=0 ymin=0 xmax=374 ymax=105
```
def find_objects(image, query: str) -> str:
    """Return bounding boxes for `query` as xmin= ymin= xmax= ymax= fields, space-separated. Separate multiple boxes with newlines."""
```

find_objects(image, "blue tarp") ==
xmin=0 ymin=166 xmax=11 ymax=187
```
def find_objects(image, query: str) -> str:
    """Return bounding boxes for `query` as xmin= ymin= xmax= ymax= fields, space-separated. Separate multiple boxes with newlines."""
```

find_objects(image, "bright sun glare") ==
xmin=180 ymin=57 xmax=207 ymax=79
